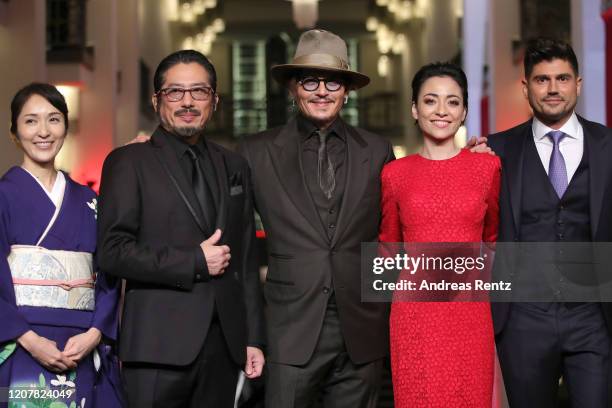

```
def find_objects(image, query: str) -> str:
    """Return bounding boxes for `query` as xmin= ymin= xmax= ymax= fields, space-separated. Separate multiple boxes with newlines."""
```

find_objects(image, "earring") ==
xmin=344 ymin=96 xmax=348 ymax=105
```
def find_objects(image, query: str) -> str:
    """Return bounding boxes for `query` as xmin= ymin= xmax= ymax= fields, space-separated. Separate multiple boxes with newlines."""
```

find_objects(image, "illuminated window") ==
xmin=232 ymin=41 xmax=267 ymax=136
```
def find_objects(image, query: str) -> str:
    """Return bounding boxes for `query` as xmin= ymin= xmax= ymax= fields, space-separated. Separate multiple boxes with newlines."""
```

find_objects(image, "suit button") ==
xmin=558 ymin=233 xmax=564 ymax=240
xmin=176 ymin=283 xmax=183 ymax=288
xmin=328 ymin=223 xmax=336 ymax=229
xmin=323 ymin=287 xmax=330 ymax=294
xmin=328 ymin=209 xmax=335 ymax=214
xmin=196 ymin=274 xmax=202 ymax=281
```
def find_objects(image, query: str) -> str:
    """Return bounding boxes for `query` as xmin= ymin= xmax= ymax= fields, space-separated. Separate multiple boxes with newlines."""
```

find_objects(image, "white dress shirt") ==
xmin=532 ymin=112 xmax=583 ymax=183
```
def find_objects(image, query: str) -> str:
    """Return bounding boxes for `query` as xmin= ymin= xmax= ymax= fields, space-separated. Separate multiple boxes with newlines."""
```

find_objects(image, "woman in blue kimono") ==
xmin=0 ymin=83 xmax=123 ymax=408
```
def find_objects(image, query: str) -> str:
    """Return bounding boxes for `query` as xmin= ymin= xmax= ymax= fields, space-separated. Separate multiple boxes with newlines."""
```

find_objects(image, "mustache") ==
xmin=308 ymin=98 xmax=335 ymax=103
xmin=543 ymin=96 xmax=565 ymax=101
xmin=174 ymin=108 xmax=202 ymax=116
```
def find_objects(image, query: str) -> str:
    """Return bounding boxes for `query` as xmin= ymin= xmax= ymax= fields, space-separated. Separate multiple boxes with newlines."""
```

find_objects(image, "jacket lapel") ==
xmin=269 ymin=118 xmax=329 ymax=241
xmin=581 ymin=117 xmax=612 ymax=239
xmin=505 ymin=121 xmax=530 ymax=236
xmin=331 ymin=124 xmax=370 ymax=248
xmin=206 ymin=141 xmax=229 ymax=239
xmin=151 ymin=129 xmax=208 ymax=234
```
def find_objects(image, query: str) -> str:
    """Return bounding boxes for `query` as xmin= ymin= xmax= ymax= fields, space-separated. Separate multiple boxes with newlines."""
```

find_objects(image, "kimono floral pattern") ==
xmin=86 ymin=199 xmax=97 ymax=220
xmin=8 ymin=371 xmax=86 ymax=408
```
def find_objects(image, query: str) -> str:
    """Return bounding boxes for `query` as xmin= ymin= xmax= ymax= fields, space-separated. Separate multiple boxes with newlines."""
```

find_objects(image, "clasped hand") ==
xmin=18 ymin=328 xmax=102 ymax=373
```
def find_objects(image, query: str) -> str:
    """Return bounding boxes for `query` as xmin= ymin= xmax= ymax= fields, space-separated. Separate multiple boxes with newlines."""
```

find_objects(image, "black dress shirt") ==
xmin=298 ymin=115 xmax=348 ymax=303
xmin=297 ymin=115 xmax=347 ymax=240
xmin=159 ymin=127 xmax=220 ymax=282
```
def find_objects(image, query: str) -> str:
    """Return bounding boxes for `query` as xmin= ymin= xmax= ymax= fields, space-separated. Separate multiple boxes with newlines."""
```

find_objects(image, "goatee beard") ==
xmin=157 ymin=110 xmax=205 ymax=140
xmin=173 ymin=126 xmax=205 ymax=139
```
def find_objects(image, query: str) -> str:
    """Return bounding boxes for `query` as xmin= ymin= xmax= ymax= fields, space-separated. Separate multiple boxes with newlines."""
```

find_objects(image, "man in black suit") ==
xmin=238 ymin=30 xmax=394 ymax=407
xmin=97 ymin=50 xmax=265 ymax=408
xmin=488 ymin=38 xmax=612 ymax=407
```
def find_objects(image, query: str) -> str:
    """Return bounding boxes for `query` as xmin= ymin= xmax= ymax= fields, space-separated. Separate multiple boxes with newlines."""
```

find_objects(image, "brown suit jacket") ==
xmin=239 ymin=117 xmax=394 ymax=365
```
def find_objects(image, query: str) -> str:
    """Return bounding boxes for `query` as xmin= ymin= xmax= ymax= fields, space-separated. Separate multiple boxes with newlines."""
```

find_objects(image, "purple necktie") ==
xmin=547 ymin=130 xmax=568 ymax=198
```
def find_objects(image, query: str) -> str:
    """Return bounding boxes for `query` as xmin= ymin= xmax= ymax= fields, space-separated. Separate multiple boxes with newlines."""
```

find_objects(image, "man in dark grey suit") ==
xmin=487 ymin=38 xmax=612 ymax=407
xmin=98 ymin=50 xmax=265 ymax=408
xmin=239 ymin=29 xmax=394 ymax=407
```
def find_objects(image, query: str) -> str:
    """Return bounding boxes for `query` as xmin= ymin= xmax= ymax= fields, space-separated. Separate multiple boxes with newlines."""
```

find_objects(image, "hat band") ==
xmin=292 ymin=53 xmax=349 ymax=70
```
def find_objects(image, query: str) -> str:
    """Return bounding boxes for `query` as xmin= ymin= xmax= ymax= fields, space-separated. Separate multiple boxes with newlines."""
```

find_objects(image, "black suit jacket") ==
xmin=239 ymin=117 xmax=394 ymax=365
xmin=489 ymin=115 xmax=612 ymax=334
xmin=97 ymin=127 xmax=264 ymax=366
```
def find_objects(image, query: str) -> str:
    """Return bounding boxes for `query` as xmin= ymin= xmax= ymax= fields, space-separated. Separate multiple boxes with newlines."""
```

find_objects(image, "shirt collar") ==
xmin=158 ymin=125 xmax=208 ymax=157
xmin=296 ymin=114 xmax=346 ymax=142
xmin=532 ymin=112 xmax=582 ymax=142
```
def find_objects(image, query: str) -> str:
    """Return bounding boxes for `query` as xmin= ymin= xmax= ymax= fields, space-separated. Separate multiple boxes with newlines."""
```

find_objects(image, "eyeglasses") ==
xmin=298 ymin=77 xmax=344 ymax=92
xmin=156 ymin=87 xmax=215 ymax=102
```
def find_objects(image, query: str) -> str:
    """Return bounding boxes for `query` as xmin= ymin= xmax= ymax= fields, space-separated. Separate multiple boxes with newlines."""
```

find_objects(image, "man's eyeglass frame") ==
xmin=298 ymin=77 xmax=345 ymax=92
xmin=155 ymin=87 xmax=215 ymax=102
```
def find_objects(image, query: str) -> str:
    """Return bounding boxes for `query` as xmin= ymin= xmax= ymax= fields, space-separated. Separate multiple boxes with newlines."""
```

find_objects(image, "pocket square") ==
xmin=230 ymin=185 xmax=243 ymax=195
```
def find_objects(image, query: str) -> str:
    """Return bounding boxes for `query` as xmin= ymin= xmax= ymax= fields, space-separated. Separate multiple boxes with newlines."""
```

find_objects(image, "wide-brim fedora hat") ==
xmin=271 ymin=29 xmax=370 ymax=90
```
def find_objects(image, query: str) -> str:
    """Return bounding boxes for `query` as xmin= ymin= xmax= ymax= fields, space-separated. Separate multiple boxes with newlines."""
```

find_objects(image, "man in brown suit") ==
xmin=239 ymin=29 xmax=394 ymax=408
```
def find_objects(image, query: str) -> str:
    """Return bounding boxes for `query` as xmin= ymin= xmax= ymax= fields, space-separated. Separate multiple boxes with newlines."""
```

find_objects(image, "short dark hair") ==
xmin=524 ymin=38 xmax=579 ymax=78
xmin=10 ymin=83 xmax=69 ymax=135
xmin=411 ymin=62 xmax=468 ymax=108
xmin=153 ymin=50 xmax=218 ymax=94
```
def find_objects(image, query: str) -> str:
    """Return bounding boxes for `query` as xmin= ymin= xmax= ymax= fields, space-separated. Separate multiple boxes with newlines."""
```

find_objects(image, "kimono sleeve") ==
xmin=0 ymin=191 xmax=30 ymax=343
xmin=91 ymin=260 xmax=120 ymax=341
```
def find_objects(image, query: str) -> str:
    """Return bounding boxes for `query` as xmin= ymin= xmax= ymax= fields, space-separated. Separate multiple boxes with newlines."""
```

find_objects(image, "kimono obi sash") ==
xmin=9 ymin=245 xmax=95 ymax=311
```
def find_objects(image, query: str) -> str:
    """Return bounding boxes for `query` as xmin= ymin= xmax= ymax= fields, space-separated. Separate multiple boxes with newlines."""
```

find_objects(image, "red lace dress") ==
xmin=379 ymin=149 xmax=501 ymax=408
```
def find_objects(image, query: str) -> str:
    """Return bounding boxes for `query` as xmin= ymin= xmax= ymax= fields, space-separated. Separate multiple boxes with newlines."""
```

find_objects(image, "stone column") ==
xmin=571 ymin=0 xmax=605 ymax=124
xmin=463 ymin=0 xmax=488 ymax=138
xmin=601 ymin=0 xmax=612 ymax=124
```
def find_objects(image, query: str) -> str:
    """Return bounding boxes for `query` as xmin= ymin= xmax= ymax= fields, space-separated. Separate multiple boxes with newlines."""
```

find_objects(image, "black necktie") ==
xmin=186 ymin=146 xmax=215 ymax=229
xmin=316 ymin=130 xmax=336 ymax=200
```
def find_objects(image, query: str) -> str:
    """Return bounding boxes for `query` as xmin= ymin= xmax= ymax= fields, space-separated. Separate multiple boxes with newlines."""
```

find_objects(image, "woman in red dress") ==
xmin=379 ymin=62 xmax=501 ymax=407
